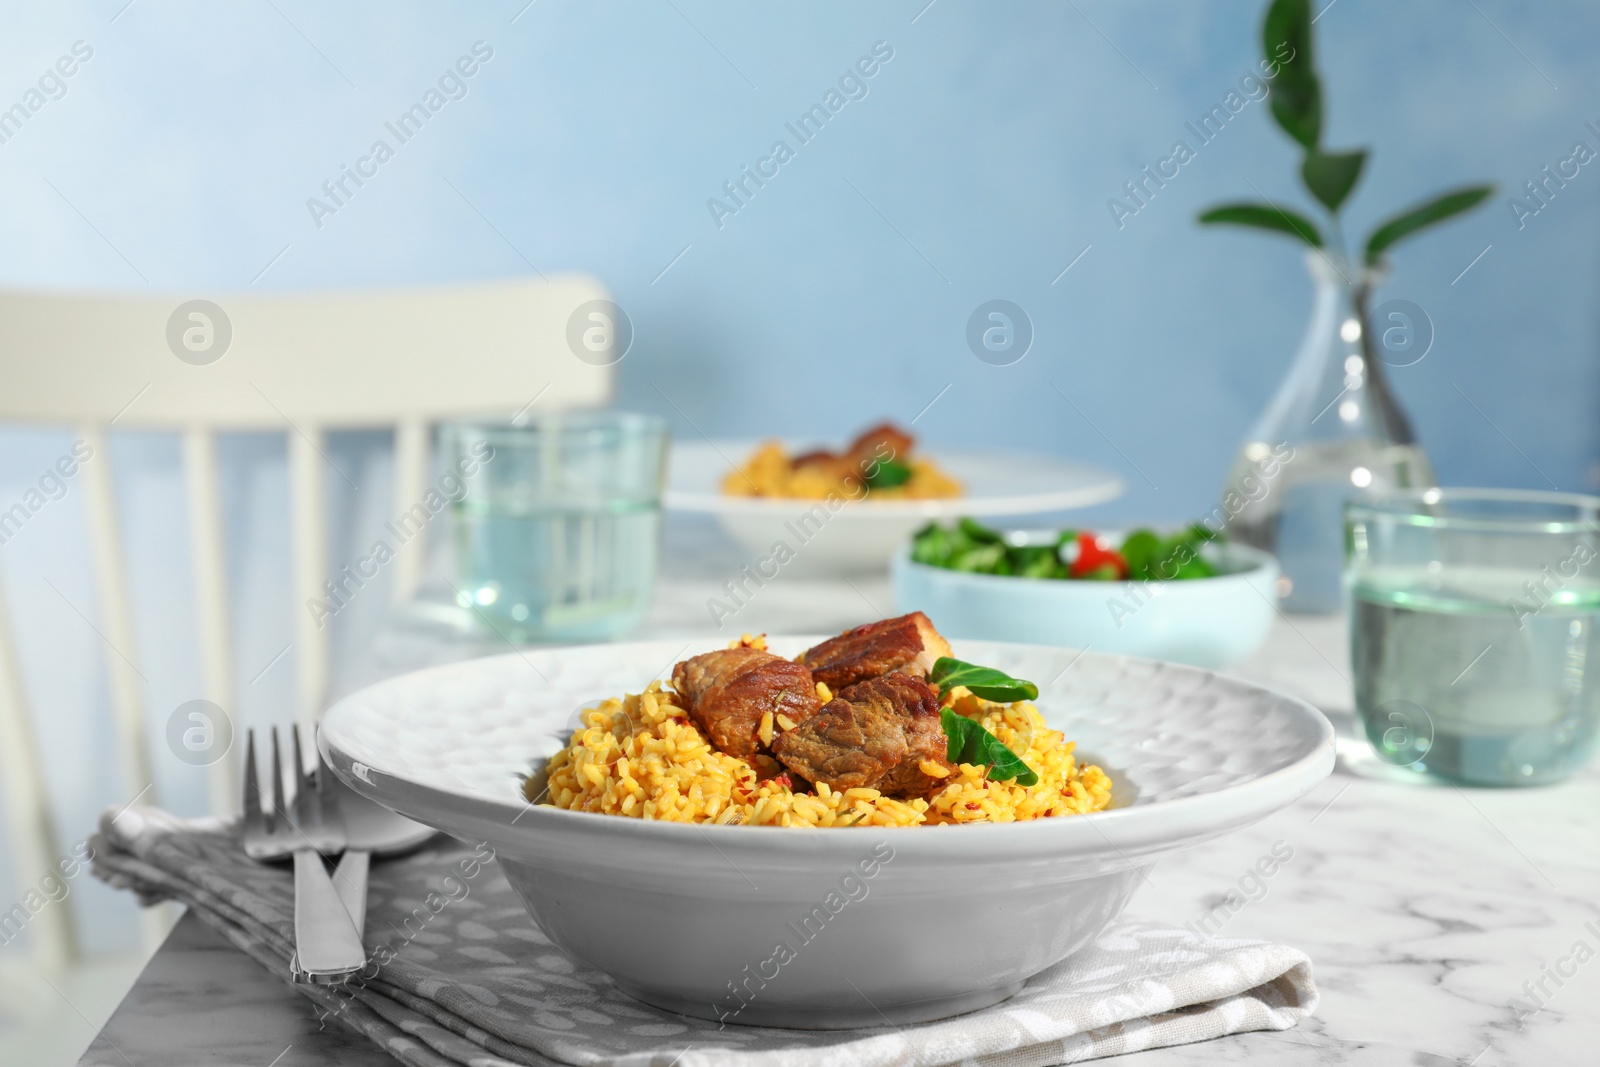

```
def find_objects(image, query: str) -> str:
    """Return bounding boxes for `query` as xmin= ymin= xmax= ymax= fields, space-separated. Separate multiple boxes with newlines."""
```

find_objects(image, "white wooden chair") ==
xmin=0 ymin=276 xmax=615 ymax=969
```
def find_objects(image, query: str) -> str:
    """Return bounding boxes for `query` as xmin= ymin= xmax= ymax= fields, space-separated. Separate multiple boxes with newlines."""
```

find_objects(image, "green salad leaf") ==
xmin=928 ymin=657 xmax=1039 ymax=703
xmin=1009 ymin=543 xmax=1063 ymax=579
xmin=1118 ymin=529 xmax=1162 ymax=578
xmin=910 ymin=518 xmax=1222 ymax=582
xmin=910 ymin=517 xmax=1033 ymax=575
xmin=958 ymin=516 xmax=1003 ymax=543
xmin=940 ymin=707 xmax=1039 ymax=786
xmin=1123 ymin=524 xmax=1221 ymax=582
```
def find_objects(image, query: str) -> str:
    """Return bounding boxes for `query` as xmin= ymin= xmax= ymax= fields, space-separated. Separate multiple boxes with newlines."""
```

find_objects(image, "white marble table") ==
xmin=81 ymin=518 xmax=1600 ymax=1065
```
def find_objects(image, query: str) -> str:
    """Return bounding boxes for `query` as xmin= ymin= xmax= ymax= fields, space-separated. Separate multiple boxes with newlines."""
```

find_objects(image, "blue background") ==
xmin=0 ymin=0 xmax=1595 ymax=953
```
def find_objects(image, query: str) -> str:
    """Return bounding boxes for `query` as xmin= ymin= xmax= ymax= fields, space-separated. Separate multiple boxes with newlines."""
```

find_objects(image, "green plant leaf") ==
xmin=1262 ymin=0 xmax=1321 ymax=149
xmin=1196 ymin=203 xmax=1323 ymax=247
xmin=865 ymin=458 xmax=912 ymax=489
xmin=928 ymin=657 xmax=1039 ymax=703
xmin=1301 ymin=148 xmax=1367 ymax=213
xmin=940 ymin=707 xmax=1039 ymax=786
xmin=1363 ymin=185 xmax=1496 ymax=265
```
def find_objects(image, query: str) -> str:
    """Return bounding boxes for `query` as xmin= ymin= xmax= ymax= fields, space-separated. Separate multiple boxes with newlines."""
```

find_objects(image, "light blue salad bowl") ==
xmin=891 ymin=532 xmax=1280 ymax=669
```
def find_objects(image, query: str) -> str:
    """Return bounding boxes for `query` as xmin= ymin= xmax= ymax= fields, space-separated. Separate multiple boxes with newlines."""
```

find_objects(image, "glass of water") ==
xmin=1346 ymin=488 xmax=1600 ymax=786
xmin=444 ymin=412 xmax=668 ymax=643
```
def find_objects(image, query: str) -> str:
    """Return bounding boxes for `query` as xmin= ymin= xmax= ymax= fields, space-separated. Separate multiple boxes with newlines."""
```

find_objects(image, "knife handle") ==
xmin=332 ymin=849 xmax=371 ymax=934
xmin=292 ymin=849 xmax=367 ymax=982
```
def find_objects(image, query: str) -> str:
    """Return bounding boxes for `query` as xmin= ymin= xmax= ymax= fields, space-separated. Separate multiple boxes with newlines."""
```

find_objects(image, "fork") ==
xmin=242 ymin=725 xmax=367 ymax=982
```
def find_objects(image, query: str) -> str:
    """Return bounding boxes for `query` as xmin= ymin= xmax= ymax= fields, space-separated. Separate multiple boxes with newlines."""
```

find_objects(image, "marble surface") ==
xmin=82 ymin=517 xmax=1600 ymax=1065
xmin=78 ymin=912 xmax=393 ymax=1067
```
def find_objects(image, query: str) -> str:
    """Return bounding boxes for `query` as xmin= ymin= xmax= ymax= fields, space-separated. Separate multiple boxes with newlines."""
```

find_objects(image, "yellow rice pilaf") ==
xmin=536 ymin=681 xmax=1112 ymax=828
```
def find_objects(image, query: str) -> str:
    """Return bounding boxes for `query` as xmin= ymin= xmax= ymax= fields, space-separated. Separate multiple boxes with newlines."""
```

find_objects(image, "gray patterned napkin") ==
xmin=92 ymin=805 xmax=1318 ymax=1067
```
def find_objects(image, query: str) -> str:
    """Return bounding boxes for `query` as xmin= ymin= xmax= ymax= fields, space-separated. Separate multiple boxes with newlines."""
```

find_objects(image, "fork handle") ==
xmin=332 ymin=849 xmax=371 ymax=934
xmin=292 ymin=849 xmax=368 ymax=980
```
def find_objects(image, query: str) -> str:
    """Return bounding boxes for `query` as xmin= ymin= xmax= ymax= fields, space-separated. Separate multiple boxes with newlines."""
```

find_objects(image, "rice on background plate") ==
xmin=536 ymin=676 xmax=1112 ymax=829
xmin=721 ymin=440 xmax=963 ymax=501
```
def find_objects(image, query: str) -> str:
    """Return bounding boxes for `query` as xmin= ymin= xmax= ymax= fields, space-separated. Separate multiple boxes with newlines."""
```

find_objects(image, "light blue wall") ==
xmin=0 ymin=0 xmax=1595 ymax=954
xmin=2 ymin=0 xmax=1594 ymax=500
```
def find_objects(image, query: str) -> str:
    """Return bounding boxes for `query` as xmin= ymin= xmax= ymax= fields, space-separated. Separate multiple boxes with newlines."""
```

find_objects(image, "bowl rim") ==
xmin=318 ymin=637 xmax=1334 ymax=863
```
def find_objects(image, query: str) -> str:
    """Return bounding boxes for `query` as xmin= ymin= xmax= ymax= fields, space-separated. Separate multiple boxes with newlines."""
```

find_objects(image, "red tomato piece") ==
xmin=1068 ymin=531 xmax=1128 ymax=580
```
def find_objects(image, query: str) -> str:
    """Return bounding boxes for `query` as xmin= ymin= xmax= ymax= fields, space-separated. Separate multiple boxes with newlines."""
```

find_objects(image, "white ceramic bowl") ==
xmin=892 ymin=537 xmax=1280 ymax=669
xmin=665 ymin=441 xmax=1123 ymax=574
xmin=319 ymin=637 xmax=1332 ymax=1029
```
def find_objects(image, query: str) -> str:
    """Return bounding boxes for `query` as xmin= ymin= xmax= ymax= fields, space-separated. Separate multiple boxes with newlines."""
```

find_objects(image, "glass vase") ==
xmin=1222 ymin=251 xmax=1435 ymax=613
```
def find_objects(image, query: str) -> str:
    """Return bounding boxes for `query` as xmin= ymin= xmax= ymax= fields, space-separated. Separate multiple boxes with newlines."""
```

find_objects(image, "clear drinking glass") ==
xmin=444 ymin=412 xmax=668 ymax=643
xmin=1346 ymin=488 xmax=1600 ymax=786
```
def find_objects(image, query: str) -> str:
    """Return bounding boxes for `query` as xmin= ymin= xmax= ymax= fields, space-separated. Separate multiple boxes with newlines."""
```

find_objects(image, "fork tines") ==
xmin=243 ymin=723 xmax=344 ymax=855
xmin=243 ymin=727 xmax=265 ymax=832
xmin=290 ymin=723 xmax=325 ymax=825
xmin=243 ymin=725 xmax=300 ymax=834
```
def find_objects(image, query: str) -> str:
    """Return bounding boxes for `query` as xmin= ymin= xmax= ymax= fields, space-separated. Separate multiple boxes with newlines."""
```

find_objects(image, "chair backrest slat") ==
xmin=391 ymin=417 xmax=431 ymax=606
xmin=0 ymin=566 xmax=74 ymax=967
xmin=182 ymin=427 xmax=240 ymax=817
xmin=77 ymin=425 xmax=155 ymax=808
xmin=288 ymin=428 xmax=330 ymax=744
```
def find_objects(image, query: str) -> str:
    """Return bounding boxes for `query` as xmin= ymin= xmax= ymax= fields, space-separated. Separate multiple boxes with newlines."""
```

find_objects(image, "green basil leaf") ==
xmin=1196 ymin=203 xmax=1323 ymax=247
xmin=865 ymin=459 xmax=912 ymax=489
xmin=929 ymin=657 xmax=1039 ymax=702
xmin=1301 ymin=148 xmax=1367 ymax=213
xmin=981 ymin=738 xmax=1039 ymax=786
xmin=1363 ymin=185 xmax=1495 ymax=266
xmin=939 ymin=708 xmax=1039 ymax=786
xmin=941 ymin=707 xmax=984 ymax=764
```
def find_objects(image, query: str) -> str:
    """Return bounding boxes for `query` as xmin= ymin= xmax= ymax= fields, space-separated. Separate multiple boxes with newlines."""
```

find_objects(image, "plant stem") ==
xmin=1353 ymin=283 xmax=1418 ymax=446
xmin=1326 ymin=213 xmax=1349 ymax=266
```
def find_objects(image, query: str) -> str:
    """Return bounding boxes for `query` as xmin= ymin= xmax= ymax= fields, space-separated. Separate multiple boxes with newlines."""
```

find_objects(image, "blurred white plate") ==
xmin=665 ymin=440 xmax=1124 ymax=574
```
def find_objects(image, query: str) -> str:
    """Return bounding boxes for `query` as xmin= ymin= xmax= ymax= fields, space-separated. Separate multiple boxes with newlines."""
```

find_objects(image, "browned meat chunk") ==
xmin=876 ymin=681 xmax=953 ymax=797
xmin=767 ymin=695 xmax=907 ymax=791
xmin=789 ymin=449 xmax=855 ymax=483
xmin=772 ymin=674 xmax=952 ymax=797
xmin=671 ymin=648 xmax=821 ymax=770
xmin=798 ymin=612 xmax=953 ymax=692
xmin=845 ymin=422 xmax=916 ymax=468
